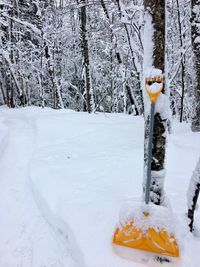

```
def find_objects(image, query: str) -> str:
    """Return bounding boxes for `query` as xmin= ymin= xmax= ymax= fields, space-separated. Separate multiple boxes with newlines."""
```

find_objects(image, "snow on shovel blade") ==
xmin=112 ymin=203 xmax=179 ymax=259
xmin=113 ymin=220 xmax=179 ymax=257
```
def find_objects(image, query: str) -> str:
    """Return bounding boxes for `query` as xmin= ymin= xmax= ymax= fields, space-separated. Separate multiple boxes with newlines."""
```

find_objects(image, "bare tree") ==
xmin=176 ymin=0 xmax=186 ymax=123
xmin=144 ymin=0 xmax=168 ymax=205
xmin=79 ymin=0 xmax=93 ymax=113
xmin=100 ymin=0 xmax=140 ymax=115
xmin=191 ymin=0 xmax=200 ymax=132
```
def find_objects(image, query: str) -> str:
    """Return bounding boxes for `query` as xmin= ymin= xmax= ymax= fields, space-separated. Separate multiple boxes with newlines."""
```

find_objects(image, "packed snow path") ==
xmin=0 ymin=108 xmax=77 ymax=267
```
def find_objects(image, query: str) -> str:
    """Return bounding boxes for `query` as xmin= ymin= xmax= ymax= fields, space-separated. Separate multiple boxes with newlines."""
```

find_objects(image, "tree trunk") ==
xmin=8 ymin=12 xmax=15 ymax=108
xmin=0 ymin=78 xmax=6 ymax=105
xmin=144 ymin=0 xmax=167 ymax=205
xmin=176 ymin=0 xmax=186 ymax=123
xmin=187 ymin=157 xmax=200 ymax=232
xmin=80 ymin=1 xmax=93 ymax=113
xmin=191 ymin=0 xmax=200 ymax=132
xmin=144 ymin=0 xmax=165 ymax=72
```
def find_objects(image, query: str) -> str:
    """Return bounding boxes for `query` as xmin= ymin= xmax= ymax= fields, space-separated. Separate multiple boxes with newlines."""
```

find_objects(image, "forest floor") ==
xmin=0 ymin=106 xmax=200 ymax=267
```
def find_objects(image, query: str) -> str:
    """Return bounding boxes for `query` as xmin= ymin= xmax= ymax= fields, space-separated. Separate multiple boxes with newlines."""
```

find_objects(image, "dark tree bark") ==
xmin=176 ymin=0 xmax=186 ymax=123
xmin=188 ymin=157 xmax=200 ymax=232
xmin=79 ymin=1 xmax=93 ymax=113
xmin=144 ymin=0 xmax=165 ymax=72
xmin=191 ymin=0 xmax=200 ymax=132
xmin=144 ymin=0 xmax=167 ymax=205
xmin=0 ymin=75 xmax=7 ymax=105
xmin=8 ymin=9 xmax=15 ymax=108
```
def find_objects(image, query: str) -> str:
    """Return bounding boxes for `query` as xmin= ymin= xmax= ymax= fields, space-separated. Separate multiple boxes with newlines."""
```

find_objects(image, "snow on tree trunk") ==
xmin=191 ymin=0 xmax=200 ymax=132
xmin=144 ymin=0 xmax=169 ymax=205
xmin=80 ymin=1 xmax=93 ymax=113
xmin=187 ymin=157 xmax=200 ymax=232
xmin=176 ymin=0 xmax=186 ymax=123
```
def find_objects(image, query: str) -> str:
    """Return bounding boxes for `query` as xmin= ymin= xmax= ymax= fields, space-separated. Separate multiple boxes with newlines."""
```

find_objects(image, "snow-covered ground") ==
xmin=0 ymin=107 xmax=77 ymax=267
xmin=0 ymin=106 xmax=200 ymax=267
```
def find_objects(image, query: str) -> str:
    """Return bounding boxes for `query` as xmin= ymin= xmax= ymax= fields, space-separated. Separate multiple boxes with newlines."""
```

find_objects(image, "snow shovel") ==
xmin=112 ymin=76 xmax=179 ymax=259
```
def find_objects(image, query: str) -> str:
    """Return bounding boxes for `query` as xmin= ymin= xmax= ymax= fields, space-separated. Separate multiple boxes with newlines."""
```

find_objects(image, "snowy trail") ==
xmin=0 ymin=110 xmax=77 ymax=267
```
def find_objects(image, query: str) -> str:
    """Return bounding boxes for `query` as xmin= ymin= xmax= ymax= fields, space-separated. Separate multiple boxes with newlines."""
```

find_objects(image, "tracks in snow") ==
xmin=0 ymin=110 xmax=77 ymax=267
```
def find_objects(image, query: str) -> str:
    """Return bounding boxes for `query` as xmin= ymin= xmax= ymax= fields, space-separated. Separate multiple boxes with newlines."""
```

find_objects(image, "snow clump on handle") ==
xmin=146 ymin=82 xmax=163 ymax=94
xmin=145 ymin=68 xmax=163 ymax=94
xmin=145 ymin=68 xmax=163 ymax=79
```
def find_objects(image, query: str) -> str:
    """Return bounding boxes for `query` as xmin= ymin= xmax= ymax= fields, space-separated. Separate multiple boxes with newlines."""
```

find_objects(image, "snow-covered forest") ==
xmin=0 ymin=0 xmax=199 ymax=123
xmin=0 ymin=0 xmax=200 ymax=267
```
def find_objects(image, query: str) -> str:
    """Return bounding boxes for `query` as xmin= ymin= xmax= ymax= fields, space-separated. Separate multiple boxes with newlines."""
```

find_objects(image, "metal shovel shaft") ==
xmin=145 ymin=103 xmax=155 ymax=204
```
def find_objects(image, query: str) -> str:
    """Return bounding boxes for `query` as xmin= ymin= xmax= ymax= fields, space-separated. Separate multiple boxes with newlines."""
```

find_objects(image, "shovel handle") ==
xmin=144 ymin=78 xmax=162 ymax=204
xmin=145 ymin=102 xmax=155 ymax=204
xmin=146 ymin=87 xmax=162 ymax=103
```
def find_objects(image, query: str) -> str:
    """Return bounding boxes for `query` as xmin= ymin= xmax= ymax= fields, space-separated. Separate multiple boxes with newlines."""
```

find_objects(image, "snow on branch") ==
xmin=1 ymin=51 xmax=22 ymax=96
xmin=0 ymin=0 xmax=12 ymax=6
xmin=4 ymin=15 xmax=41 ymax=35
xmin=168 ymin=45 xmax=190 ymax=86
xmin=0 ymin=18 xmax=8 ymax=27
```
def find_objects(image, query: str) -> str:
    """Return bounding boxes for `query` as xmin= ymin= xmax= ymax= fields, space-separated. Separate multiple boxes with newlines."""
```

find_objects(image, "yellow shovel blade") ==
xmin=113 ymin=221 xmax=179 ymax=257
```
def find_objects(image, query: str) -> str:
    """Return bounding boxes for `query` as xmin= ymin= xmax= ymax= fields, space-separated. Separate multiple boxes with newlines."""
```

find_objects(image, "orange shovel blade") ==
xmin=113 ymin=221 xmax=179 ymax=257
